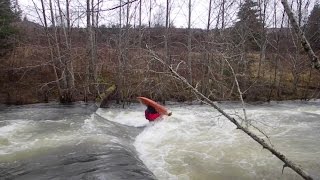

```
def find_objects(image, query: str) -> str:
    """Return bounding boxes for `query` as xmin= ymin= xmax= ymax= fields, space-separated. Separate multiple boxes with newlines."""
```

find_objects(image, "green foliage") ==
xmin=305 ymin=3 xmax=320 ymax=50
xmin=234 ymin=0 xmax=264 ymax=51
xmin=0 ymin=0 xmax=20 ymax=56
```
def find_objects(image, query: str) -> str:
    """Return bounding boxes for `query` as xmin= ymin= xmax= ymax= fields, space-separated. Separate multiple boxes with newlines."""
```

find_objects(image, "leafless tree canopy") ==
xmin=2 ymin=0 xmax=320 ymax=104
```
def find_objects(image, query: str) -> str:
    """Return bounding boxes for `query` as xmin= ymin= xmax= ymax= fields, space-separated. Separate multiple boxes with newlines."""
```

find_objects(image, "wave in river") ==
xmin=96 ymin=102 xmax=320 ymax=179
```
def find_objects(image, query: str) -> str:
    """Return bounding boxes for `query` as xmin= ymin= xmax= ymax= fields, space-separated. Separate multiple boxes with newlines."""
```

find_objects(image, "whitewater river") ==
xmin=0 ymin=101 xmax=319 ymax=180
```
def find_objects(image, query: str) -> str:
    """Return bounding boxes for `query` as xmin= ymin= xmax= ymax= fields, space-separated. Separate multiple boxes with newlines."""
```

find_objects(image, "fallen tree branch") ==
xmin=147 ymin=47 xmax=314 ymax=180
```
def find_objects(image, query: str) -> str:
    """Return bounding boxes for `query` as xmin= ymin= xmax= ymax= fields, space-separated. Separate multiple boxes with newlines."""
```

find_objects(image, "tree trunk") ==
xmin=39 ymin=0 xmax=62 ymax=98
xmin=57 ymin=0 xmax=74 ymax=103
xmin=257 ymin=0 xmax=267 ymax=78
xmin=187 ymin=0 xmax=192 ymax=84
xmin=281 ymin=0 xmax=320 ymax=71
xmin=165 ymin=0 xmax=170 ymax=64
xmin=139 ymin=0 xmax=142 ymax=50
xmin=201 ymin=0 xmax=212 ymax=97
xmin=117 ymin=0 xmax=123 ymax=103
xmin=91 ymin=0 xmax=97 ymax=82
xmin=48 ymin=0 xmax=71 ymax=102
xmin=220 ymin=0 xmax=226 ymax=98
xmin=86 ymin=0 xmax=98 ymax=99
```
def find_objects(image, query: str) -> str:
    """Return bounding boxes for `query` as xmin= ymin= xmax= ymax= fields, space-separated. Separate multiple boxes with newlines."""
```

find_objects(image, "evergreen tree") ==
xmin=234 ymin=0 xmax=264 ymax=51
xmin=0 ymin=0 xmax=19 ymax=56
xmin=305 ymin=2 xmax=320 ymax=50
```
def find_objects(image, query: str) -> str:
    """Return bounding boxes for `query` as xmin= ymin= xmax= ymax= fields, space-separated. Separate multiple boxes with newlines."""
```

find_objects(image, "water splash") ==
xmin=134 ymin=102 xmax=320 ymax=180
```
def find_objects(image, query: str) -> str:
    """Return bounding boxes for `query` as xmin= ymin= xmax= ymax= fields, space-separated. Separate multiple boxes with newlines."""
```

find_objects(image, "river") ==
xmin=0 ymin=101 xmax=319 ymax=179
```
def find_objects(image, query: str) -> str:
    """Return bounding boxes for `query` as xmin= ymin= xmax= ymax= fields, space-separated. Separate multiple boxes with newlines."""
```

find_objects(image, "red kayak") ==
xmin=137 ymin=97 xmax=172 ymax=116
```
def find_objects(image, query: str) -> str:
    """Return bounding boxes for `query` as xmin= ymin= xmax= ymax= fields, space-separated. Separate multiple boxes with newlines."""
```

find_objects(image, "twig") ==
xmin=92 ymin=0 xmax=139 ymax=12
xmin=224 ymin=57 xmax=248 ymax=126
xmin=250 ymin=123 xmax=274 ymax=147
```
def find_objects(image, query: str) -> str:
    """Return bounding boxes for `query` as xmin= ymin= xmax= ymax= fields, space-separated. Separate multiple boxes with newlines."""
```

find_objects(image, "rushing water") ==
xmin=0 ymin=103 xmax=155 ymax=180
xmin=0 ymin=101 xmax=319 ymax=180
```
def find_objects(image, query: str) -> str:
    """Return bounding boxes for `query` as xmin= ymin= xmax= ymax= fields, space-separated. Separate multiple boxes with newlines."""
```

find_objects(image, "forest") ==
xmin=1 ymin=0 xmax=320 ymax=105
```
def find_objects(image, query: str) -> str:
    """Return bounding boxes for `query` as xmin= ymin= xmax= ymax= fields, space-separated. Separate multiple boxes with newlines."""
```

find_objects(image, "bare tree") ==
xmin=139 ymin=0 xmax=142 ymax=49
xmin=118 ymin=0 xmax=123 ymax=103
xmin=257 ymin=0 xmax=267 ymax=78
xmin=148 ymin=0 xmax=152 ymax=28
xmin=281 ymin=0 xmax=320 ymax=71
xmin=187 ymin=0 xmax=192 ymax=84
xmin=164 ymin=0 xmax=170 ymax=64
xmin=85 ymin=0 xmax=98 ymax=99
xmin=35 ymin=0 xmax=75 ymax=103
xmin=38 ymin=0 xmax=62 ymax=97
xmin=268 ymin=1 xmax=285 ymax=101
xmin=207 ymin=0 xmax=212 ymax=33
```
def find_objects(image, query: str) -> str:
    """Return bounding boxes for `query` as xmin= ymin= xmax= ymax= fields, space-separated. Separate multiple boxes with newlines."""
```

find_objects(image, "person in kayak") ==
xmin=145 ymin=105 xmax=161 ymax=121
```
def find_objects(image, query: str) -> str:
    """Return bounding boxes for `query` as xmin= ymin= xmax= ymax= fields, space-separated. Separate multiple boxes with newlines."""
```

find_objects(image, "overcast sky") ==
xmin=18 ymin=0 xmax=317 ymax=29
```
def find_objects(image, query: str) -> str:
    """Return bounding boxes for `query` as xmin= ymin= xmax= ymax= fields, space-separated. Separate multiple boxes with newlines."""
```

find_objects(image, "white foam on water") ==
xmin=82 ymin=114 xmax=100 ymax=133
xmin=0 ymin=115 xmax=111 ymax=159
xmin=134 ymin=103 xmax=320 ymax=180
xmin=297 ymin=105 xmax=320 ymax=115
xmin=134 ymin=105 xmax=240 ymax=180
xmin=0 ymin=120 xmax=31 ymax=136
xmin=96 ymin=106 xmax=149 ymax=127
xmin=0 ymin=120 xmax=37 ymax=155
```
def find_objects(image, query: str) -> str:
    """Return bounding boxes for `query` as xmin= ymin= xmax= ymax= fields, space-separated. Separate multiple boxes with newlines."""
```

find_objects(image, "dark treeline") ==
xmin=1 ymin=0 xmax=320 ymax=105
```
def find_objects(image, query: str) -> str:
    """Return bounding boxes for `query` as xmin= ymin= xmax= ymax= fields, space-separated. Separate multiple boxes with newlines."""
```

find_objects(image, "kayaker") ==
xmin=145 ymin=105 xmax=161 ymax=121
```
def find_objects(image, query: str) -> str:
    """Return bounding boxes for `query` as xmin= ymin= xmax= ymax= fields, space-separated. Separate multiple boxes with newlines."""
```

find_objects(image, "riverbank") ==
xmin=1 ymin=21 xmax=320 ymax=105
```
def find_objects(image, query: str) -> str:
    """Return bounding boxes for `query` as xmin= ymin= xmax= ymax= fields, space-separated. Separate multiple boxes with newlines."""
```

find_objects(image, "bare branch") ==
xmin=147 ymin=46 xmax=314 ymax=180
xmin=224 ymin=57 xmax=248 ymax=126
xmin=92 ymin=0 xmax=139 ymax=12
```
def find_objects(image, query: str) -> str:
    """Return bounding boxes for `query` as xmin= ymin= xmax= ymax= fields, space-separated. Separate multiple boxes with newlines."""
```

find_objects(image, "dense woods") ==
xmin=1 ymin=0 xmax=320 ymax=105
